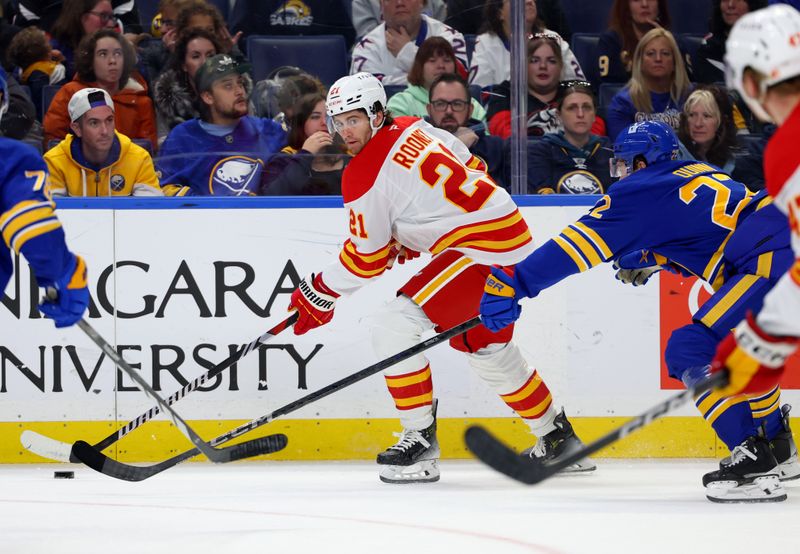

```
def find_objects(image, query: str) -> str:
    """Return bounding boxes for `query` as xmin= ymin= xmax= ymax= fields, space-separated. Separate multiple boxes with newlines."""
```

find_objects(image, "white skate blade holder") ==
xmin=379 ymin=459 xmax=440 ymax=484
xmin=706 ymin=474 xmax=787 ymax=503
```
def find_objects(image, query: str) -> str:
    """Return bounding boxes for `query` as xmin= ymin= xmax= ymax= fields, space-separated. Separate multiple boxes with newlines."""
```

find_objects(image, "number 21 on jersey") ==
xmin=349 ymin=209 xmax=368 ymax=238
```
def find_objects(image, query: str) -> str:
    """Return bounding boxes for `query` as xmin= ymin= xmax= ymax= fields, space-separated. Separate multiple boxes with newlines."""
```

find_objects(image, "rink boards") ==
xmin=1 ymin=196 xmax=797 ymax=463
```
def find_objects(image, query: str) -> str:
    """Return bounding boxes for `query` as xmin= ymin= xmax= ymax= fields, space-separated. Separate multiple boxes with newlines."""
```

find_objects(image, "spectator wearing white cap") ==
xmin=43 ymin=87 xmax=163 ymax=196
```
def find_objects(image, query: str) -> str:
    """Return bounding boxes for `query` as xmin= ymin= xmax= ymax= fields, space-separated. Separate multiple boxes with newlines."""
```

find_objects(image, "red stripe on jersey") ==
xmin=341 ymin=116 xmax=421 ymax=203
xmin=430 ymin=210 xmax=532 ymax=254
xmin=338 ymin=239 xmax=392 ymax=279
xmin=765 ymin=102 xmax=800 ymax=200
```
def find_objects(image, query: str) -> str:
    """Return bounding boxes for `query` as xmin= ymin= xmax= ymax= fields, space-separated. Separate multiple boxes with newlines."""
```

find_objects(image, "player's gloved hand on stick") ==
xmin=710 ymin=312 xmax=799 ymax=396
xmin=613 ymin=250 xmax=676 ymax=287
xmin=38 ymin=254 xmax=90 ymax=328
xmin=289 ymin=273 xmax=340 ymax=335
xmin=480 ymin=266 xmax=522 ymax=332
xmin=386 ymin=242 xmax=420 ymax=269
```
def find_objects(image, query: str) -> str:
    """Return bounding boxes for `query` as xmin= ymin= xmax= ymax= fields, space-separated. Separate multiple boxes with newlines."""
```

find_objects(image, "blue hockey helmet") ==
xmin=0 ymin=66 xmax=8 ymax=125
xmin=610 ymin=121 xmax=679 ymax=178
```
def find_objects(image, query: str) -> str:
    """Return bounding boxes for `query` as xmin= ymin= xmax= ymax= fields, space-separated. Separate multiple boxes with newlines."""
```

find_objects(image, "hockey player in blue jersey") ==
xmin=480 ymin=120 xmax=797 ymax=503
xmin=0 ymin=68 xmax=89 ymax=328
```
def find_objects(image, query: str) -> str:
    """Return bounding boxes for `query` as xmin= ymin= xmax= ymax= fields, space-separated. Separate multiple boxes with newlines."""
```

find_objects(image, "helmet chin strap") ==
xmin=369 ymin=111 xmax=384 ymax=137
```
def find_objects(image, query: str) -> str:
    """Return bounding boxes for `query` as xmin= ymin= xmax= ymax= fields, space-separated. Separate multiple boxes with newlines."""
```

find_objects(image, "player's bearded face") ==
xmin=332 ymin=110 xmax=374 ymax=155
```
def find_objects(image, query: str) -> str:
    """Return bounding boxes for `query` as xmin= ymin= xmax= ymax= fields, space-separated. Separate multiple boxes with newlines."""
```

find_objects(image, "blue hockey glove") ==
xmin=480 ymin=266 xmax=522 ymax=332
xmin=38 ymin=255 xmax=90 ymax=328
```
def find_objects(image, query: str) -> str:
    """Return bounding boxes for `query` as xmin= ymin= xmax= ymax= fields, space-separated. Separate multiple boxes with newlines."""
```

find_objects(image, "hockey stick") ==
xmin=73 ymin=318 xmax=287 ymax=464
xmin=73 ymin=316 xmax=482 ymax=481
xmin=21 ymin=313 xmax=298 ymax=463
xmin=465 ymin=370 xmax=729 ymax=485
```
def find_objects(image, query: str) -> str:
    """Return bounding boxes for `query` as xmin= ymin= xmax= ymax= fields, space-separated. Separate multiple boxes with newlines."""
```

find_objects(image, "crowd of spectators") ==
xmin=0 ymin=0 xmax=787 ymax=197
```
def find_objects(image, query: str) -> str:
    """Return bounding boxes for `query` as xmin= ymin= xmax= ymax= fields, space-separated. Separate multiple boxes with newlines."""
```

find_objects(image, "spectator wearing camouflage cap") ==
xmin=156 ymin=54 xmax=286 ymax=196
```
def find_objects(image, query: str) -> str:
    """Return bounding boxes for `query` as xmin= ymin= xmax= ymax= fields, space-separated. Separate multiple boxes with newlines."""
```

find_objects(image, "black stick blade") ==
xmin=72 ymin=440 xmax=168 ymax=482
xmin=221 ymin=434 xmax=288 ymax=462
xmin=465 ymin=426 xmax=550 ymax=485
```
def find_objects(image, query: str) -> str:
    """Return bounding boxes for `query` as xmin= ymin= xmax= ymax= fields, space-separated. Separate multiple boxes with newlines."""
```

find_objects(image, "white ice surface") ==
xmin=1 ymin=459 xmax=798 ymax=554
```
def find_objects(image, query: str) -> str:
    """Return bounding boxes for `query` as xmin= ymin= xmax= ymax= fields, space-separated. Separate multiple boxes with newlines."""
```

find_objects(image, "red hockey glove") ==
xmin=288 ymin=273 xmax=340 ymax=335
xmin=386 ymin=242 xmax=420 ymax=269
xmin=710 ymin=312 xmax=799 ymax=396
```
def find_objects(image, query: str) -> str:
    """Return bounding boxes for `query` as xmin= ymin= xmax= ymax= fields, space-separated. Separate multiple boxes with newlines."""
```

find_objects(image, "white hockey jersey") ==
xmin=756 ymin=103 xmax=800 ymax=338
xmin=323 ymin=116 xmax=535 ymax=295
xmin=350 ymin=15 xmax=468 ymax=86
xmin=469 ymin=31 xmax=584 ymax=88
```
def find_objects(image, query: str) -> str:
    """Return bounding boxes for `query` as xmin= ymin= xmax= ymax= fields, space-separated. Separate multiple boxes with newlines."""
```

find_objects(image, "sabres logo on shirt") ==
xmin=110 ymin=174 xmax=126 ymax=192
xmin=557 ymin=170 xmax=603 ymax=194
xmin=210 ymin=156 xmax=263 ymax=196
xmin=270 ymin=0 xmax=312 ymax=26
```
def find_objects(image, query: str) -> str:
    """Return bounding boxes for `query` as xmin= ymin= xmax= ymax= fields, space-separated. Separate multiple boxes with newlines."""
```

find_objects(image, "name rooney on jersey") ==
xmin=391 ymin=128 xmax=434 ymax=170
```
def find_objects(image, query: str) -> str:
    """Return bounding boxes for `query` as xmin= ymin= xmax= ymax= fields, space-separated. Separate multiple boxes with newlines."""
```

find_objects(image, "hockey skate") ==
xmin=703 ymin=435 xmax=786 ymax=503
xmin=377 ymin=401 xmax=440 ymax=484
xmin=719 ymin=405 xmax=800 ymax=482
xmin=521 ymin=409 xmax=596 ymax=473
xmin=771 ymin=404 xmax=800 ymax=481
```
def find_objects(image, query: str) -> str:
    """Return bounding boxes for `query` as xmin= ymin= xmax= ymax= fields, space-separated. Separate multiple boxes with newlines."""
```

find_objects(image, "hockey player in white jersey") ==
xmin=706 ymin=4 xmax=800 ymax=502
xmin=287 ymin=72 xmax=595 ymax=483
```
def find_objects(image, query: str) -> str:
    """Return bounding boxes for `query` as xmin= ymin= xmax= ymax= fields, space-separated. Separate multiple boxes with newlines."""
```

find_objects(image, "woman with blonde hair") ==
xmin=677 ymin=86 xmax=738 ymax=173
xmin=606 ymin=27 xmax=691 ymax=139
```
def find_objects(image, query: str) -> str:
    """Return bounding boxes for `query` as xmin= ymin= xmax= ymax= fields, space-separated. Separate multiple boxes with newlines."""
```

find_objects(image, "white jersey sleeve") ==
xmin=755 ymin=106 xmax=800 ymax=338
xmin=321 ymin=117 xmax=535 ymax=295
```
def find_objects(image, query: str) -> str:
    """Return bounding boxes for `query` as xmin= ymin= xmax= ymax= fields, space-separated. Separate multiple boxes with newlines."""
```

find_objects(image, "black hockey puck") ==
xmin=54 ymin=471 xmax=74 ymax=479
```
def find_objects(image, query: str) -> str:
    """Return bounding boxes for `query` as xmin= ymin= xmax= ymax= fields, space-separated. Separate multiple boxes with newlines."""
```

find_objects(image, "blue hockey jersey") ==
xmin=0 ymin=137 xmax=73 ymax=293
xmin=513 ymin=160 xmax=789 ymax=298
xmin=157 ymin=116 xmax=286 ymax=196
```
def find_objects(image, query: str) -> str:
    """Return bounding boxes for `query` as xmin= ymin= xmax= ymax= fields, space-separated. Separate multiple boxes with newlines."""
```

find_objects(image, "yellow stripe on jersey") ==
xmin=451 ymin=234 xmax=532 ymax=251
xmin=553 ymin=235 xmax=589 ymax=272
xmin=562 ymin=226 xmax=603 ymax=267
xmin=573 ymin=222 xmax=613 ymax=260
xmin=702 ymin=233 xmax=733 ymax=287
xmin=430 ymin=211 xmax=525 ymax=254
xmin=699 ymin=275 xmax=761 ymax=327
xmin=343 ymin=241 xmax=392 ymax=263
xmin=11 ymin=221 xmax=62 ymax=252
xmin=756 ymin=252 xmax=773 ymax=279
xmin=1 ymin=200 xmax=59 ymax=252
xmin=394 ymin=392 xmax=434 ymax=408
xmin=339 ymin=249 xmax=388 ymax=278
xmin=698 ymin=392 xmax=750 ymax=425
xmin=413 ymin=256 xmax=473 ymax=305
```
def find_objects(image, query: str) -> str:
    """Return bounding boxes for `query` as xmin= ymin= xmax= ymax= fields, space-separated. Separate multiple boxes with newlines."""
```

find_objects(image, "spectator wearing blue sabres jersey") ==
xmin=606 ymin=27 xmax=691 ymax=140
xmin=157 ymin=54 xmax=286 ymax=196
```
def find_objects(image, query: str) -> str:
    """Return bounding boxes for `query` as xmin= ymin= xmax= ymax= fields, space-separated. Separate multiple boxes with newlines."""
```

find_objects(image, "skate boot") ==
xmin=377 ymin=402 xmax=440 ymax=484
xmin=771 ymin=404 xmax=800 ymax=481
xmin=521 ymin=409 xmax=596 ymax=473
xmin=703 ymin=435 xmax=786 ymax=503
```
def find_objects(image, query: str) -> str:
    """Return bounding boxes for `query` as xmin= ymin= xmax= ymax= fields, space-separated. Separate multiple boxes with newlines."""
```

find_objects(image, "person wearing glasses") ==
xmin=10 ymin=0 xmax=142 ymax=35
xmin=528 ymin=81 xmax=615 ymax=194
xmin=387 ymin=37 xmax=485 ymax=122
xmin=48 ymin=0 xmax=120 ymax=76
xmin=426 ymin=73 xmax=511 ymax=189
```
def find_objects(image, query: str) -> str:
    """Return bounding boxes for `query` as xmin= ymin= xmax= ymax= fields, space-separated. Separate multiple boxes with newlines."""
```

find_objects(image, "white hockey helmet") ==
xmin=725 ymin=4 xmax=800 ymax=122
xmin=326 ymin=72 xmax=387 ymax=136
